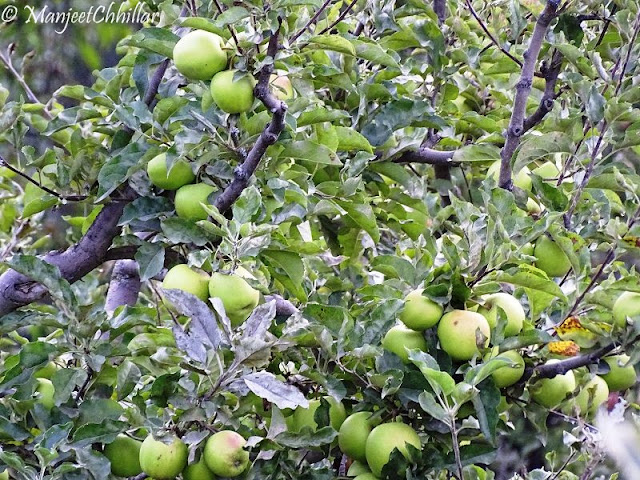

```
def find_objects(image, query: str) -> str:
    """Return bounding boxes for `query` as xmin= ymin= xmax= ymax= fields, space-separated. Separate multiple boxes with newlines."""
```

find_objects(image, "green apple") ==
xmin=34 ymin=361 xmax=58 ymax=379
xmin=173 ymin=30 xmax=227 ymax=80
xmin=477 ymin=292 xmax=525 ymax=337
xmin=210 ymin=70 xmax=255 ymax=114
xmin=612 ymin=291 xmax=640 ymax=328
xmin=203 ymin=431 xmax=250 ymax=477
xmin=574 ymin=375 xmax=609 ymax=415
xmin=530 ymin=361 xmax=576 ymax=408
xmin=339 ymin=411 xmax=377 ymax=463
xmin=147 ymin=153 xmax=195 ymax=190
xmin=489 ymin=350 xmax=525 ymax=388
xmin=347 ymin=460 xmax=371 ymax=476
xmin=35 ymin=378 xmax=55 ymax=410
xmin=601 ymin=354 xmax=636 ymax=391
xmin=175 ymin=183 xmax=216 ymax=222
xmin=354 ymin=474 xmax=379 ymax=480
xmin=437 ymin=310 xmax=491 ymax=361
xmin=0 ymin=84 xmax=9 ymax=108
xmin=365 ymin=422 xmax=421 ymax=477
xmin=290 ymin=397 xmax=346 ymax=433
xmin=139 ymin=435 xmax=187 ymax=480
xmin=104 ymin=434 xmax=143 ymax=477
xmin=209 ymin=272 xmax=260 ymax=326
xmin=270 ymin=73 xmax=294 ymax=100
xmin=382 ymin=324 xmax=428 ymax=363
xmin=534 ymin=235 xmax=571 ymax=278
xmin=531 ymin=161 xmax=560 ymax=182
xmin=398 ymin=289 xmax=443 ymax=331
xmin=0 ymin=469 xmax=8 ymax=480
xmin=163 ymin=264 xmax=210 ymax=302
xmin=487 ymin=161 xmax=532 ymax=191
xmin=183 ymin=457 xmax=216 ymax=480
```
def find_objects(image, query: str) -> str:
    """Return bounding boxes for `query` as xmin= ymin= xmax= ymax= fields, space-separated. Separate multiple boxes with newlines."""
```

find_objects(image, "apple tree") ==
xmin=1 ymin=0 xmax=640 ymax=479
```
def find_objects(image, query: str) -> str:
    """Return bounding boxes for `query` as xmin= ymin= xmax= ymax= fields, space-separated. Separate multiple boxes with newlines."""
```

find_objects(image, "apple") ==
xmin=534 ymin=235 xmax=571 ymax=278
xmin=477 ymin=292 xmax=525 ymax=337
xmin=0 ymin=469 xmax=7 ymax=480
xmin=175 ymin=183 xmax=217 ymax=222
xmin=437 ymin=310 xmax=491 ymax=361
xmin=290 ymin=397 xmax=346 ymax=433
xmin=34 ymin=361 xmax=58 ymax=379
xmin=398 ymin=289 xmax=443 ymax=331
xmin=574 ymin=375 xmax=609 ymax=415
xmin=163 ymin=264 xmax=210 ymax=302
xmin=530 ymin=361 xmax=576 ymax=408
xmin=365 ymin=422 xmax=421 ymax=477
xmin=209 ymin=272 xmax=260 ymax=326
xmin=601 ymin=354 xmax=636 ymax=391
xmin=35 ymin=378 xmax=55 ymax=410
xmin=487 ymin=161 xmax=532 ymax=191
xmin=139 ymin=435 xmax=188 ymax=480
xmin=531 ymin=161 xmax=560 ymax=182
xmin=354 ymin=474 xmax=379 ymax=480
xmin=338 ymin=411 xmax=376 ymax=463
xmin=612 ymin=291 xmax=640 ymax=328
xmin=270 ymin=73 xmax=294 ymax=100
xmin=103 ymin=434 xmax=143 ymax=477
xmin=210 ymin=70 xmax=255 ymax=114
xmin=147 ymin=153 xmax=195 ymax=190
xmin=203 ymin=431 xmax=250 ymax=477
xmin=489 ymin=350 xmax=525 ymax=388
xmin=183 ymin=457 xmax=216 ymax=480
xmin=0 ymin=84 xmax=9 ymax=108
xmin=347 ymin=460 xmax=371 ymax=476
xmin=382 ymin=324 xmax=428 ymax=363
xmin=173 ymin=30 xmax=227 ymax=80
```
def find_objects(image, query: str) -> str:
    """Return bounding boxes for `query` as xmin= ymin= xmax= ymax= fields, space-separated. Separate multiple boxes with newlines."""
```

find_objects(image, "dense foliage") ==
xmin=1 ymin=0 xmax=640 ymax=479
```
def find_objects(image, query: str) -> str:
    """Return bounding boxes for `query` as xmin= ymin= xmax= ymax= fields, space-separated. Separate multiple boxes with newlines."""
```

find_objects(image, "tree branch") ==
xmin=0 ymin=44 xmax=51 ymax=118
xmin=105 ymin=260 xmax=141 ymax=315
xmin=317 ymin=0 xmax=358 ymax=36
xmin=498 ymin=1 xmax=559 ymax=189
xmin=433 ymin=0 xmax=446 ymax=24
xmin=525 ymin=344 xmax=616 ymax=381
xmin=265 ymin=294 xmax=299 ymax=317
xmin=213 ymin=21 xmax=286 ymax=214
xmin=0 ymin=193 xmax=134 ymax=317
xmin=290 ymin=0 xmax=334 ymax=43
xmin=392 ymin=147 xmax=458 ymax=166
xmin=522 ymin=49 xmax=563 ymax=133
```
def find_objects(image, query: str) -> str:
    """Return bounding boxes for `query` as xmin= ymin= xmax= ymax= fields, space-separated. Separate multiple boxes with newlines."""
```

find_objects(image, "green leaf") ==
xmin=336 ymin=199 xmax=380 ymax=243
xmin=494 ymin=268 xmax=567 ymax=301
xmin=120 ymin=27 xmax=179 ymax=58
xmin=352 ymin=40 xmax=399 ymax=68
xmin=335 ymin=127 xmax=373 ymax=153
xmin=471 ymin=380 xmax=501 ymax=445
xmin=161 ymin=218 xmax=210 ymax=246
xmin=306 ymin=35 xmax=356 ymax=56
xmin=243 ymin=371 xmax=309 ymax=410
xmin=97 ymin=142 xmax=148 ymax=201
xmin=135 ymin=242 xmax=165 ymax=282
xmin=513 ymin=132 xmax=572 ymax=172
xmin=179 ymin=17 xmax=226 ymax=36
xmin=452 ymin=145 xmax=501 ymax=163
xmin=262 ymin=250 xmax=305 ymax=286
xmin=418 ymin=391 xmax=448 ymax=423
xmin=297 ymin=107 xmax=350 ymax=127
xmin=281 ymin=140 xmax=341 ymax=165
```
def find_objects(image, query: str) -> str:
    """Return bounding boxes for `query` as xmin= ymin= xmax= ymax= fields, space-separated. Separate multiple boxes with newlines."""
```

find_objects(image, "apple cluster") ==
xmin=102 ymin=430 xmax=249 ymax=479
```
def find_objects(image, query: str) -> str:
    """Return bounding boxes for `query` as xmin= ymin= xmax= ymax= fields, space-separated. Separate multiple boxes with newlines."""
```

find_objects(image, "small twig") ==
xmin=0 ymin=45 xmax=51 ymax=118
xmin=211 ymin=0 xmax=244 ymax=55
xmin=316 ymin=0 xmax=358 ymax=36
xmin=290 ymin=0 xmax=334 ymax=43
xmin=464 ymin=0 xmax=523 ymax=69
xmin=0 ymin=219 xmax=29 ymax=261
xmin=143 ymin=58 xmax=171 ymax=106
xmin=0 ymin=155 xmax=88 ymax=202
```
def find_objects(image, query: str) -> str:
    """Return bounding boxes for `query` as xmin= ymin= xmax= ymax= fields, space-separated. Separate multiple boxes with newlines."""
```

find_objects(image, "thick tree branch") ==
xmin=213 ymin=22 xmax=286 ymax=214
xmin=265 ymin=294 xmax=299 ymax=317
xmin=0 ymin=194 xmax=133 ymax=316
xmin=433 ymin=0 xmax=446 ymax=24
xmin=526 ymin=343 xmax=616 ymax=380
xmin=393 ymin=147 xmax=458 ymax=166
xmin=498 ymin=1 xmax=559 ymax=189
xmin=105 ymin=260 xmax=141 ymax=315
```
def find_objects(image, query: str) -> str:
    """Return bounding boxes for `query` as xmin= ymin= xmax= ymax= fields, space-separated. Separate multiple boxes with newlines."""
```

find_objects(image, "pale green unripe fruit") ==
xmin=530 ymin=361 xmax=576 ymax=408
xmin=487 ymin=161 xmax=532 ymax=191
xmin=574 ymin=375 xmax=609 ymax=415
xmin=290 ymin=397 xmax=346 ymax=433
xmin=365 ymin=422 xmax=421 ymax=477
xmin=531 ymin=161 xmax=560 ymax=182
xmin=382 ymin=325 xmax=428 ymax=363
xmin=354 ymin=474 xmax=379 ymax=480
xmin=534 ymin=236 xmax=571 ymax=278
xmin=398 ymin=289 xmax=443 ymax=331
xmin=173 ymin=30 xmax=227 ymax=80
xmin=210 ymin=70 xmax=255 ymax=114
xmin=147 ymin=153 xmax=195 ymax=190
xmin=0 ymin=84 xmax=9 ymax=108
xmin=163 ymin=264 xmax=210 ymax=302
xmin=0 ymin=469 xmax=8 ymax=480
xmin=104 ymin=435 xmax=143 ymax=477
xmin=347 ymin=460 xmax=371 ymax=476
xmin=338 ymin=411 xmax=376 ymax=463
xmin=183 ymin=457 xmax=216 ymax=480
xmin=612 ymin=291 xmax=640 ymax=328
xmin=437 ymin=310 xmax=490 ymax=361
xmin=601 ymin=354 xmax=636 ymax=391
xmin=477 ymin=292 xmax=525 ymax=337
xmin=203 ymin=431 xmax=249 ymax=477
xmin=139 ymin=436 xmax=188 ymax=480
xmin=35 ymin=378 xmax=55 ymax=410
xmin=175 ymin=183 xmax=216 ymax=221
xmin=270 ymin=73 xmax=294 ymax=100
xmin=208 ymin=272 xmax=260 ymax=326
xmin=489 ymin=350 xmax=525 ymax=388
